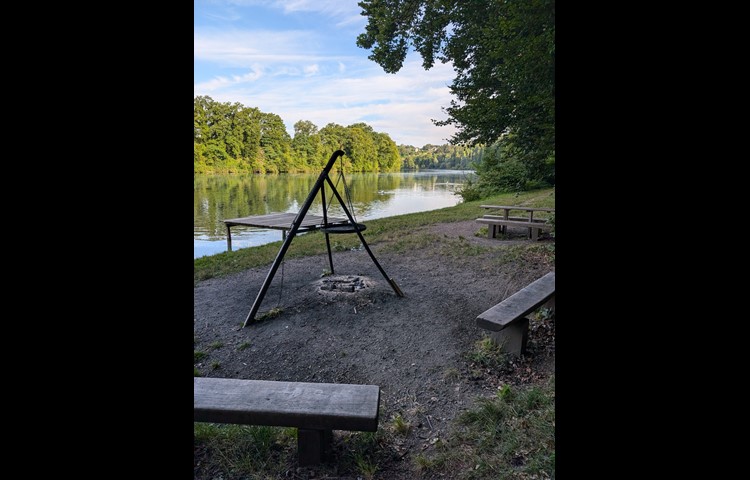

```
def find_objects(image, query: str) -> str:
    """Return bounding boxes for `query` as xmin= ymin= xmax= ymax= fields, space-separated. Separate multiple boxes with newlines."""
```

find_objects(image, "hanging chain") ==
xmin=339 ymin=155 xmax=358 ymax=224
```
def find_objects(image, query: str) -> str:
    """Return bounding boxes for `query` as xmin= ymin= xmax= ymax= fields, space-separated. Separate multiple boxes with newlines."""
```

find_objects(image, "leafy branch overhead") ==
xmin=357 ymin=0 xmax=555 ymax=189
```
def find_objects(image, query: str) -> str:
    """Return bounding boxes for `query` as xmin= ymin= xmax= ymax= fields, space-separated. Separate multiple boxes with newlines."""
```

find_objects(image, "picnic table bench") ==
xmin=475 ymin=205 xmax=555 ymax=240
xmin=194 ymin=377 xmax=381 ymax=466
xmin=476 ymin=271 xmax=555 ymax=355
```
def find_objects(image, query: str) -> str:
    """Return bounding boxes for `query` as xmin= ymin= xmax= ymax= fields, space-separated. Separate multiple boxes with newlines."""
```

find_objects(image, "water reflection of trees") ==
xmin=194 ymin=172 xmax=467 ymax=236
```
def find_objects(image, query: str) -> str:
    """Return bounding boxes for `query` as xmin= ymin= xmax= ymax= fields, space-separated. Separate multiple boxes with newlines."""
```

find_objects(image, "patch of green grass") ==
xmin=208 ymin=341 xmax=223 ymax=350
xmin=194 ymin=423 xmax=295 ymax=478
xmin=416 ymin=376 xmax=555 ymax=479
xmin=467 ymin=336 xmax=508 ymax=369
xmin=194 ymin=367 xmax=201 ymax=377
xmin=352 ymin=451 xmax=378 ymax=479
xmin=257 ymin=307 xmax=283 ymax=321
xmin=194 ymin=350 xmax=207 ymax=362
xmin=338 ymin=430 xmax=385 ymax=476
xmin=237 ymin=342 xmax=251 ymax=351
xmin=391 ymin=413 xmax=411 ymax=436
xmin=194 ymin=188 xmax=554 ymax=283
xmin=211 ymin=361 xmax=221 ymax=370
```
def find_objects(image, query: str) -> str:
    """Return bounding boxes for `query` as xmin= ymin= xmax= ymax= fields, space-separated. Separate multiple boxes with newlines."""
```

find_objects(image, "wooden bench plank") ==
xmin=194 ymin=377 xmax=380 ymax=432
xmin=475 ymin=218 xmax=553 ymax=230
xmin=476 ymin=218 xmax=553 ymax=240
xmin=482 ymin=215 xmax=549 ymax=223
xmin=476 ymin=272 xmax=555 ymax=331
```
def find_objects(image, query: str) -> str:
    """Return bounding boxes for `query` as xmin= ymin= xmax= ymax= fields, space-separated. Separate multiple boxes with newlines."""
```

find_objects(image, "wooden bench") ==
xmin=483 ymin=214 xmax=548 ymax=223
xmin=194 ymin=377 xmax=380 ymax=466
xmin=476 ymin=217 xmax=553 ymax=240
xmin=476 ymin=271 xmax=555 ymax=355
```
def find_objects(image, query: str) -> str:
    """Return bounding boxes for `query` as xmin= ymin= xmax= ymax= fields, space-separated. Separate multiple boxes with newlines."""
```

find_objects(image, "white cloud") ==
xmin=194 ymin=66 xmax=264 ymax=91
xmin=195 ymin=28 xmax=339 ymax=65
xmin=209 ymin=0 xmax=366 ymax=28
xmin=198 ymin=59 xmax=458 ymax=146
xmin=303 ymin=64 xmax=320 ymax=76
xmin=194 ymin=2 xmax=458 ymax=146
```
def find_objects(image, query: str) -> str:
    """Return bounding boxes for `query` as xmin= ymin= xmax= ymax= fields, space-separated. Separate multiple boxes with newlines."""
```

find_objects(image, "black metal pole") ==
xmin=243 ymin=150 xmax=345 ymax=327
xmin=320 ymin=182 xmax=335 ymax=274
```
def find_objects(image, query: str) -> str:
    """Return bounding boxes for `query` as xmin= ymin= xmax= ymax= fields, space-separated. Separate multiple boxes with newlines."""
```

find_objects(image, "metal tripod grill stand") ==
xmin=243 ymin=150 xmax=404 ymax=327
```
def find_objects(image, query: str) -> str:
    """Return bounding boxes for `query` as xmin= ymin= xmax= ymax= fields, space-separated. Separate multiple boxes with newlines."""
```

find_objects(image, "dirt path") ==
xmin=194 ymin=220 xmax=555 ymax=478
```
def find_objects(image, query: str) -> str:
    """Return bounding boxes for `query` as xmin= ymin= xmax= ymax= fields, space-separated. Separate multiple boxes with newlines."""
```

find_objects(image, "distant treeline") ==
xmin=194 ymin=96 xmax=480 ymax=174
xmin=399 ymin=144 xmax=484 ymax=170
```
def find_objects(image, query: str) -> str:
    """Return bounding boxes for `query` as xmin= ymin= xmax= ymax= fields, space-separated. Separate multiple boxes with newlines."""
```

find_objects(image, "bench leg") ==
xmin=488 ymin=224 xmax=495 ymax=239
xmin=298 ymin=429 xmax=332 ymax=466
xmin=489 ymin=317 xmax=529 ymax=356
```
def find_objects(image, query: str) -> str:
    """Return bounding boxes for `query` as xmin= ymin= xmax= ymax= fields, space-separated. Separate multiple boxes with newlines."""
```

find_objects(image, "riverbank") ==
xmin=194 ymin=188 xmax=555 ymax=479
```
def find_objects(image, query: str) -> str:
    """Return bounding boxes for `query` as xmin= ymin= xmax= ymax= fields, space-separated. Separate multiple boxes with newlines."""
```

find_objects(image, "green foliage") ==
xmin=352 ymin=451 xmax=378 ymax=479
xmin=546 ymin=212 xmax=555 ymax=238
xmin=391 ymin=413 xmax=411 ymax=435
xmin=467 ymin=337 xmax=507 ymax=369
xmin=458 ymin=134 xmax=552 ymax=200
xmin=398 ymin=143 xmax=484 ymax=170
xmin=194 ymin=350 xmax=207 ymax=362
xmin=357 ymin=0 xmax=554 ymax=190
xmin=257 ymin=307 xmax=283 ymax=321
xmin=237 ymin=342 xmax=251 ymax=351
xmin=417 ymin=376 xmax=555 ymax=479
xmin=193 ymin=423 xmax=295 ymax=478
xmin=194 ymin=96 xmax=404 ymax=174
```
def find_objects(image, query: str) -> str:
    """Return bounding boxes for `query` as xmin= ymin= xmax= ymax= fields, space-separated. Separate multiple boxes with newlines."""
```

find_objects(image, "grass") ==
xmin=467 ymin=336 xmax=508 ymax=370
xmin=194 ymin=423 xmax=296 ymax=478
xmin=391 ymin=413 xmax=411 ymax=436
xmin=256 ymin=307 xmax=283 ymax=321
xmin=193 ymin=188 xmax=555 ymax=284
xmin=194 ymin=350 xmax=207 ymax=362
xmin=195 ymin=425 xmax=389 ymax=480
xmin=416 ymin=376 xmax=556 ymax=479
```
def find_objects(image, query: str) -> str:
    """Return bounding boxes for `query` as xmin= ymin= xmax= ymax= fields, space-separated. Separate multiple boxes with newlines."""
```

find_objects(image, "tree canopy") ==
xmin=194 ymin=96 xmax=403 ymax=174
xmin=357 ymin=0 xmax=555 ymax=192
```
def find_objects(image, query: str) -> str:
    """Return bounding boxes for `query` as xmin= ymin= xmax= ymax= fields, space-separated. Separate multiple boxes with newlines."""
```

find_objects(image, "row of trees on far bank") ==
xmin=194 ymin=96 xmax=404 ymax=174
xmin=194 ymin=96 xmax=485 ymax=174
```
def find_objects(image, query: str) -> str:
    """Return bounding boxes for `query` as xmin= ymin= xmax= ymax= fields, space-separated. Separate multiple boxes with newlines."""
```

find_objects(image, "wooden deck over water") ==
xmin=223 ymin=213 xmax=348 ymax=250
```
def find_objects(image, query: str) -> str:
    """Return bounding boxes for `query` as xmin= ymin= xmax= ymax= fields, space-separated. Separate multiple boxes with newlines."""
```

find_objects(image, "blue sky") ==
xmin=194 ymin=0 xmax=458 ymax=148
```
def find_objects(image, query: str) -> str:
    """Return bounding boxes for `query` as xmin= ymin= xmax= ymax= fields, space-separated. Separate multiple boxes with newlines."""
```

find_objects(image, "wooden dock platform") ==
xmin=223 ymin=213 xmax=348 ymax=250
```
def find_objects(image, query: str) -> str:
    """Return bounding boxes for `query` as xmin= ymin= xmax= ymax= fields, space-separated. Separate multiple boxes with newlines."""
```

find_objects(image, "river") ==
xmin=194 ymin=169 xmax=474 ymax=258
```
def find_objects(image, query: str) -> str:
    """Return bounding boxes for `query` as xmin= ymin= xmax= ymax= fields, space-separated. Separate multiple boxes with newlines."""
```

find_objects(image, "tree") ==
xmin=357 ymin=0 xmax=554 ymax=183
xmin=259 ymin=112 xmax=293 ymax=173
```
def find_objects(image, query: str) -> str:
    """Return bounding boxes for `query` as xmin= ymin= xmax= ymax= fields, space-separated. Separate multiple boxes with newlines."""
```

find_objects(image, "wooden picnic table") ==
xmin=223 ymin=213 xmax=348 ymax=251
xmin=479 ymin=205 xmax=555 ymax=238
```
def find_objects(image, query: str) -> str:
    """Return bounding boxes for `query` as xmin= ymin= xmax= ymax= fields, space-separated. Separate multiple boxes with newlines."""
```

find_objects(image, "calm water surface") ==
xmin=194 ymin=170 xmax=474 ymax=258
